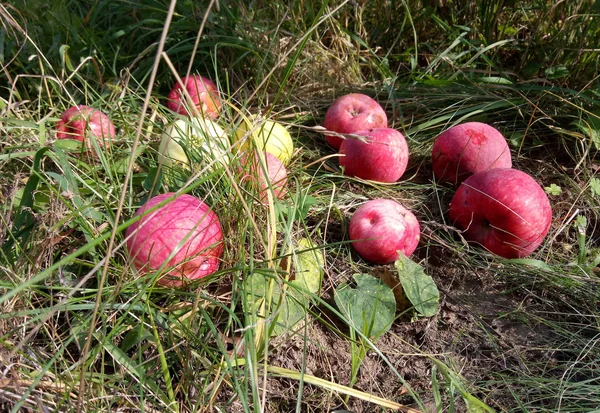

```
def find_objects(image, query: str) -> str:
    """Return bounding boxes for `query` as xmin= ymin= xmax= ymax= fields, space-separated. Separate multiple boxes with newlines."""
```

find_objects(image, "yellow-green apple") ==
xmin=126 ymin=192 xmax=224 ymax=287
xmin=158 ymin=117 xmax=230 ymax=170
xmin=240 ymin=152 xmax=288 ymax=202
xmin=339 ymin=127 xmax=409 ymax=183
xmin=449 ymin=168 xmax=552 ymax=258
xmin=167 ymin=75 xmax=221 ymax=119
xmin=349 ymin=199 xmax=421 ymax=264
xmin=56 ymin=105 xmax=115 ymax=149
xmin=323 ymin=93 xmax=388 ymax=149
xmin=432 ymin=122 xmax=512 ymax=184
xmin=234 ymin=116 xmax=294 ymax=165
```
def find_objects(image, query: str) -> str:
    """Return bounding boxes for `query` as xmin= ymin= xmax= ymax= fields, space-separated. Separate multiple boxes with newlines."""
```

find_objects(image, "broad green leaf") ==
xmin=53 ymin=138 xmax=83 ymax=151
xmin=504 ymin=258 xmax=553 ymax=271
xmin=244 ymin=239 xmax=323 ymax=336
xmin=112 ymin=144 xmax=147 ymax=174
xmin=395 ymin=254 xmax=439 ymax=317
xmin=293 ymin=238 xmax=323 ymax=295
xmin=244 ymin=272 xmax=307 ymax=336
xmin=545 ymin=65 xmax=569 ymax=79
xmin=334 ymin=273 xmax=395 ymax=340
xmin=477 ymin=76 xmax=513 ymax=85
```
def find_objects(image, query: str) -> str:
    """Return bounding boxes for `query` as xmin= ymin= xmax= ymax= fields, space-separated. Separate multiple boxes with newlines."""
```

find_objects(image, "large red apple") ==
xmin=240 ymin=152 xmax=288 ymax=202
xmin=349 ymin=199 xmax=421 ymax=264
xmin=126 ymin=192 xmax=224 ymax=287
xmin=167 ymin=75 xmax=221 ymax=119
xmin=56 ymin=105 xmax=115 ymax=149
xmin=449 ymin=168 xmax=552 ymax=258
xmin=431 ymin=122 xmax=512 ymax=184
xmin=339 ymin=127 xmax=409 ymax=183
xmin=323 ymin=93 xmax=388 ymax=149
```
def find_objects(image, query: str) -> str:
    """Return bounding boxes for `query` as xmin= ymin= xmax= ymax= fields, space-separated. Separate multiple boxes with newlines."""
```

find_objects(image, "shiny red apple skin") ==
xmin=349 ymin=199 xmax=421 ymax=264
xmin=339 ymin=127 xmax=409 ymax=183
xmin=240 ymin=152 xmax=288 ymax=202
xmin=323 ymin=93 xmax=388 ymax=149
xmin=431 ymin=122 xmax=512 ymax=184
xmin=56 ymin=105 xmax=115 ymax=149
xmin=167 ymin=75 xmax=221 ymax=119
xmin=126 ymin=193 xmax=224 ymax=287
xmin=449 ymin=168 xmax=552 ymax=258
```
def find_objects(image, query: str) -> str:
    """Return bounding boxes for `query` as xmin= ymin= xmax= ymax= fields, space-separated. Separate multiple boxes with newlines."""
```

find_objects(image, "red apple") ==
xmin=339 ymin=127 xmax=409 ymax=183
xmin=240 ymin=152 xmax=288 ymax=202
xmin=56 ymin=105 xmax=115 ymax=149
xmin=126 ymin=192 xmax=224 ymax=287
xmin=167 ymin=75 xmax=221 ymax=119
xmin=449 ymin=168 xmax=552 ymax=258
xmin=323 ymin=93 xmax=388 ymax=149
xmin=431 ymin=122 xmax=512 ymax=184
xmin=349 ymin=199 xmax=421 ymax=264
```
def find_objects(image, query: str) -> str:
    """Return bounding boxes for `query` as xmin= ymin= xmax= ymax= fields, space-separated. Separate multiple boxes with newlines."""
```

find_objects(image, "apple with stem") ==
xmin=339 ymin=127 xmax=409 ymax=183
xmin=431 ymin=122 xmax=512 ymax=184
xmin=449 ymin=168 xmax=552 ymax=258
xmin=167 ymin=75 xmax=221 ymax=119
xmin=56 ymin=105 xmax=115 ymax=149
xmin=349 ymin=199 xmax=421 ymax=264
xmin=323 ymin=93 xmax=388 ymax=149
xmin=126 ymin=193 xmax=224 ymax=287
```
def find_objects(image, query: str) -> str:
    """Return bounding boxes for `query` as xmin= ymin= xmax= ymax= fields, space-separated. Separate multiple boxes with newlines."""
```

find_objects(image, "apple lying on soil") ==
xmin=56 ymin=105 xmax=116 ymax=149
xmin=126 ymin=192 xmax=224 ymax=287
xmin=449 ymin=168 xmax=552 ymax=258
xmin=158 ymin=117 xmax=230 ymax=169
xmin=431 ymin=121 xmax=512 ymax=184
xmin=349 ymin=199 xmax=421 ymax=264
xmin=234 ymin=116 xmax=294 ymax=165
xmin=240 ymin=152 xmax=288 ymax=202
xmin=339 ymin=127 xmax=409 ymax=183
xmin=323 ymin=93 xmax=388 ymax=149
xmin=167 ymin=75 xmax=221 ymax=119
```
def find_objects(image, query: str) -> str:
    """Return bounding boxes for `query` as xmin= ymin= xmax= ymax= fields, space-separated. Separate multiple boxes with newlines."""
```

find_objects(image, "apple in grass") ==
xmin=431 ymin=122 xmax=512 ymax=184
xmin=349 ymin=199 xmax=421 ymax=264
xmin=339 ymin=127 xmax=409 ymax=183
xmin=56 ymin=105 xmax=115 ymax=149
xmin=449 ymin=168 xmax=552 ymax=258
xmin=234 ymin=116 xmax=294 ymax=165
xmin=323 ymin=93 xmax=388 ymax=149
xmin=158 ymin=117 xmax=231 ymax=170
xmin=126 ymin=193 xmax=224 ymax=287
xmin=240 ymin=152 xmax=288 ymax=202
xmin=167 ymin=75 xmax=221 ymax=119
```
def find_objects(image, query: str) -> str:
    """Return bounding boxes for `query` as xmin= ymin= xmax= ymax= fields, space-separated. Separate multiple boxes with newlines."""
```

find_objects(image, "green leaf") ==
xmin=53 ymin=138 xmax=83 ymax=151
xmin=544 ymin=183 xmax=562 ymax=196
xmin=334 ymin=273 xmax=395 ymax=340
xmin=244 ymin=239 xmax=323 ymax=336
xmin=112 ymin=144 xmax=147 ymax=174
xmin=293 ymin=238 xmax=323 ymax=295
xmin=244 ymin=272 xmax=307 ymax=336
xmin=395 ymin=254 xmax=439 ymax=317
xmin=545 ymin=65 xmax=569 ymax=80
xmin=590 ymin=178 xmax=600 ymax=198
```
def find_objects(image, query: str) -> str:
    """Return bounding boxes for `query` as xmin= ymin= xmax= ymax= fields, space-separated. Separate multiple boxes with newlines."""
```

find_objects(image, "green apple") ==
xmin=234 ymin=115 xmax=294 ymax=165
xmin=159 ymin=117 xmax=230 ymax=170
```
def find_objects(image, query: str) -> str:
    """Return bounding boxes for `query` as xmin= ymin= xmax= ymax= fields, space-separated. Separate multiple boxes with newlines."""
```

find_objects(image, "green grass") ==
xmin=1 ymin=0 xmax=600 ymax=412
